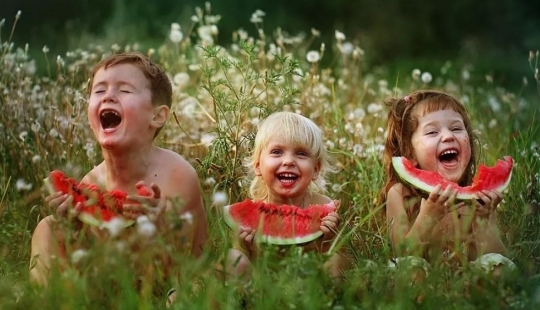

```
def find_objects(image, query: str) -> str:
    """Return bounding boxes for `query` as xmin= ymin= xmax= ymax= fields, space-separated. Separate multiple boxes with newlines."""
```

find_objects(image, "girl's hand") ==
xmin=320 ymin=200 xmax=341 ymax=241
xmin=420 ymin=184 xmax=465 ymax=221
xmin=45 ymin=191 xmax=83 ymax=225
xmin=124 ymin=182 xmax=167 ymax=224
xmin=239 ymin=228 xmax=259 ymax=258
xmin=473 ymin=190 xmax=503 ymax=218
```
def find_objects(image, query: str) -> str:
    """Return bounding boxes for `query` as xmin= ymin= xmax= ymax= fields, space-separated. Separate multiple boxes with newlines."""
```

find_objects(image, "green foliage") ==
xmin=1 ymin=6 xmax=540 ymax=309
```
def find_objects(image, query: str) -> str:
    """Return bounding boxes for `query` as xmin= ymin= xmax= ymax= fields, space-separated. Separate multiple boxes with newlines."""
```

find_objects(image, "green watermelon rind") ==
xmin=223 ymin=203 xmax=326 ymax=246
xmin=391 ymin=156 xmax=513 ymax=200
xmin=43 ymin=175 xmax=135 ymax=228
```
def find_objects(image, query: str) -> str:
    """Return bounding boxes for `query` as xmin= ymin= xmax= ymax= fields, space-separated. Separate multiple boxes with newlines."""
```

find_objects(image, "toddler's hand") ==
xmin=473 ymin=190 xmax=502 ymax=218
xmin=421 ymin=184 xmax=465 ymax=221
xmin=239 ymin=227 xmax=258 ymax=258
xmin=321 ymin=209 xmax=341 ymax=241
xmin=45 ymin=191 xmax=83 ymax=226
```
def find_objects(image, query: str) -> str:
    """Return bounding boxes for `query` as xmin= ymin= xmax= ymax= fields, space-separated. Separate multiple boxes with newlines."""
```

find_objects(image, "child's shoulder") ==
xmin=81 ymin=162 xmax=106 ymax=185
xmin=387 ymin=182 xmax=412 ymax=197
xmin=154 ymin=147 xmax=194 ymax=169
xmin=311 ymin=192 xmax=333 ymax=205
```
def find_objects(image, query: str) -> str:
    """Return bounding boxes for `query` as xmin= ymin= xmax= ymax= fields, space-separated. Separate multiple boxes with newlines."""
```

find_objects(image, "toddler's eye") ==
xmin=451 ymin=127 xmax=463 ymax=132
xmin=270 ymin=149 xmax=282 ymax=155
xmin=297 ymin=151 xmax=309 ymax=157
xmin=120 ymin=89 xmax=131 ymax=93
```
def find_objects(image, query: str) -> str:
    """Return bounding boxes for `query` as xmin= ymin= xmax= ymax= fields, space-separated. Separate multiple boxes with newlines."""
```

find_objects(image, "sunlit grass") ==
xmin=1 ymin=5 xmax=539 ymax=309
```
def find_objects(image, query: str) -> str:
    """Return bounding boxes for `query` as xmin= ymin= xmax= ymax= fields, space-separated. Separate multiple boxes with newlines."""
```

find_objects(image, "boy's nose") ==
xmin=101 ymin=91 xmax=117 ymax=103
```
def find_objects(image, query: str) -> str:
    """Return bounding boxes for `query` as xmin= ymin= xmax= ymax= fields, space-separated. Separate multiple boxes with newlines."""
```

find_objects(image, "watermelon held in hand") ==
xmin=391 ymin=156 xmax=514 ymax=200
xmin=43 ymin=170 xmax=151 ymax=227
xmin=223 ymin=199 xmax=336 ymax=245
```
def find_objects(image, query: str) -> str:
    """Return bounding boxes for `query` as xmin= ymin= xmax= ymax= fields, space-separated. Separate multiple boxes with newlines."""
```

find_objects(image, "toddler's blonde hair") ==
xmin=245 ymin=111 xmax=335 ymax=201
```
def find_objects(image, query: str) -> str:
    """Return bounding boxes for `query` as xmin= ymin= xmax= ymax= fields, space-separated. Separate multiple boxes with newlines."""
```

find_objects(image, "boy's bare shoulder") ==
xmin=156 ymin=147 xmax=196 ymax=172
xmin=81 ymin=162 xmax=106 ymax=185
xmin=388 ymin=183 xmax=410 ymax=197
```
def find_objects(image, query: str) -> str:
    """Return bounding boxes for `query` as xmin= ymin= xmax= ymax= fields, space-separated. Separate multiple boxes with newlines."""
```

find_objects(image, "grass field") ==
xmin=1 ymin=8 xmax=540 ymax=309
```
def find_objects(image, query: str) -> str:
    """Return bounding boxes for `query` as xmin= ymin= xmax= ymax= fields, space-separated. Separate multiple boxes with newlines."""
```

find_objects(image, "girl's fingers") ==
xmin=428 ymin=184 xmax=442 ymax=202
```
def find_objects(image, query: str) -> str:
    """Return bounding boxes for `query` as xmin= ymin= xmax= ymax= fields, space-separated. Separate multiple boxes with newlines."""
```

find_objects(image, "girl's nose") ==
xmin=441 ymin=128 xmax=455 ymax=142
xmin=282 ymin=154 xmax=296 ymax=166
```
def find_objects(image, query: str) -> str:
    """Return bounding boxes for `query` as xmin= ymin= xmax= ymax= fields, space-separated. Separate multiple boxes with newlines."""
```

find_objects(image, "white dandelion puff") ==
xmin=421 ymin=72 xmax=432 ymax=84
xmin=306 ymin=51 xmax=320 ymax=63
xmin=335 ymin=30 xmax=346 ymax=41
xmin=137 ymin=220 xmax=157 ymax=238
xmin=32 ymin=155 xmax=41 ymax=163
xmin=173 ymin=72 xmax=190 ymax=89
xmin=412 ymin=69 xmax=421 ymax=80
xmin=16 ymin=179 xmax=33 ymax=191
xmin=179 ymin=212 xmax=193 ymax=225
xmin=70 ymin=249 xmax=88 ymax=264
xmin=102 ymin=217 xmax=126 ymax=238
xmin=212 ymin=191 xmax=228 ymax=207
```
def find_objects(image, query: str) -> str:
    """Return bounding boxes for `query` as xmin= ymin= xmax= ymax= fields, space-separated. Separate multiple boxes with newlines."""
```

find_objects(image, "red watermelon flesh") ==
xmin=391 ymin=156 xmax=513 ymax=199
xmin=223 ymin=199 xmax=336 ymax=245
xmin=44 ymin=170 xmax=151 ymax=226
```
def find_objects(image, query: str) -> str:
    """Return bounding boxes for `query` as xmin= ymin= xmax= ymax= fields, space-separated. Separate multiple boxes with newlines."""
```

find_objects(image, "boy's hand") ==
xmin=124 ymin=182 xmax=167 ymax=223
xmin=420 ymin=184 xmax=465 ymax=221
xmin=45 ymin=192 xmax=83 ymax=225
xmin=473 ymin=190 xmax=502 ymax=218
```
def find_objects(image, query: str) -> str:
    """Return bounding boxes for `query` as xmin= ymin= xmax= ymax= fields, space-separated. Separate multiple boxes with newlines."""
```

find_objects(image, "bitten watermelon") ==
xmin=392 ymin=156 xmax=514 ymax=199
xmin=223 ymin=199 xmax=336 ymax=245
xmin=44 ymin=170 xmax=151 ymax=226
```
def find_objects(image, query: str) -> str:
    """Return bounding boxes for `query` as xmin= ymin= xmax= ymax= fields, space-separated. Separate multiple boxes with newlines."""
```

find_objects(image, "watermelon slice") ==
xmin=391 ymin=156 xmax=514 ymax=200
xmin=223 ymin=199 xmax=336 ymax=245
xmin=43 ymin=170 xmax=151 ymax=227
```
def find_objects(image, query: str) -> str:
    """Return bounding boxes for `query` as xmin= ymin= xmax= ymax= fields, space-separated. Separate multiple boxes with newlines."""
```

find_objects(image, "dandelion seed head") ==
xmin=179 ymin=212 xmax=193 ymax=225
xmin=204 ymin=177 xmax=216 ymax=186
xmin=488 ymin=119 xmax=497 ymax=129
xmin=212 ymin=191 xmax=228 ymax=207
xmin=335 ymin=30 xmax=346 ymax=41
xmin=332 ymin=183 xmax=343 ymax=193
xmin=367 ymin=103 xmax=383 ymax=114
xmin=341 ymin=42 xmax=354 ymax=55
xmin=32 ymin=154 xmax=41 ymax=163
xmin=103 ymin=217 xmax=126 ymax=238
xmin=42 ymin=46 xmax=49 ymax=53
xmin=48 ymin=128 xmax=59 ymax=138
xmin=421 ymin=72 xmax=432 ymax=84
xmin=137 ymin=221 xmax=157 ymax=238
xmin=71 ymin=249 xmax=88 ymax=264
xmin=19 ymin=131 xmax=28 ymax=142
xmin=16 ymin=179 xmax=33 ymax=191
xmin=173 ymin=72 xmax=190 ymax=89
xmin=306 ymin=51 xmax=320 ymax=63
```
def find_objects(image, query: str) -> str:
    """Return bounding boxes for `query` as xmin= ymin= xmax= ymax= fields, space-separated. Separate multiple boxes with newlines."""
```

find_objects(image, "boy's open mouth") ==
xmin=277 ymin=173 xmax=298 ymax=184
xmin=438 ymin=149 xmax=459 ymax=165
xmin=100 ymin=110 xmax=122 ymax=130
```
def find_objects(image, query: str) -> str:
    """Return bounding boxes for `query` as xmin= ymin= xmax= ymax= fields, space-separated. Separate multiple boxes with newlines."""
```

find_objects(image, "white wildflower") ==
xmin=173 ymin=72 xmax=190 ymax=89
xmin=212 ymin=191 xmax=228 ymax=207
xmin=48 ymin=128 xmax=59 ymax=138
xmin=42 ymin=46 xmax=49 ymax=53
xmin=102 ymin=217 xmax=126 ymax=238
xmin=306 ymin=51 xmax=320 ymax=63
xmin=19 ymin=131 xmax=28 ymax=142
xmin=335 ymin=30 xmax=346 ymax=41
xmin=421 ymin=72 xmax=432 ymax=84
xmin=412 ymin=69 xmax=421 ymax=80
xmin=200 ymin=133 xmax=217 ymax=147
xmin=16 ymin=179 xmax=33 ymax=191
xmin=169 ymin=23 xmax=183 ymax=43
xmin=488 ymin=119 xmax=498 ymax=129
xmin=70 ymin=249 xmax=88 ymax=264
xmin=341 ymin=42 xmax=354 ymax=55
xmin=179 ymin=212 xmax=193 ymax=225
xmin=311 ymin=28 xmax=320 ymax=37
xmin=32 ymin=155 xmax=41 ymax=163
xmin=331 ymin=183 xmax=343 ymax=193
xmin=367 ymin=103 xmax=383 ymax=114
xmin=461 ymin=69 xmax=470 ymax=80
xmin=352 ymin=144 xmax=363 ymax=156
xmin=204 ymin=177 xmax=216 ymax=186
xmin=31 ymin=121 xmax=41 ymax=132
xmin=137 ymin=218 xmax=157 ymax=238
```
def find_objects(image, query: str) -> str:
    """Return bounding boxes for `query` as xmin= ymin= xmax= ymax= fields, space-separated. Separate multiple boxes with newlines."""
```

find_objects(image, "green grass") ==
xmin=1 ymin=6 xmax=540 ymax=309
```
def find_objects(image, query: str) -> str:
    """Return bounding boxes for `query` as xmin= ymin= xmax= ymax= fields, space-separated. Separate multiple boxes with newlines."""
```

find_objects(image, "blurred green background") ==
xmin=2 ymin=0 xmax=539 ymax=89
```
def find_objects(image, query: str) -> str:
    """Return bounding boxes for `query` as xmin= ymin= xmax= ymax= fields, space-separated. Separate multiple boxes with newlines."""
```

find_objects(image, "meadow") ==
xmin=1 ymin=7 xmax=540 ymax=309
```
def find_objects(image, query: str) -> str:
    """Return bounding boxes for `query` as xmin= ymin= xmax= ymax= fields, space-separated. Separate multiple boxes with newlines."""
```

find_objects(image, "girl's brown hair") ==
xmin=381 ymin=90 xmax=480 ymax=213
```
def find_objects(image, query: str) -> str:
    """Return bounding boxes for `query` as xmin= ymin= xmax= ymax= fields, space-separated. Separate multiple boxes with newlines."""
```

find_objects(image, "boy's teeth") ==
xmin=441 ymin=150 xmax=457 ymax=156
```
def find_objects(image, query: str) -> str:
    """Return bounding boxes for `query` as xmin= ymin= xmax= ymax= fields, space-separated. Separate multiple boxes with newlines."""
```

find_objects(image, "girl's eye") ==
xmin=426 ymin=131 xmax=437 ymax=135
xmin=270 ymin=149 xmax=282 ymax=155
xmin=452 ymin=127 xmax=463 ymax=132
xmin=297 ymin=151 xmax=309 ymax=157
xmin=120 ymin=89 xmax=131 ymax=93
xmin=93 ymin=89 xmax=105 ymax=94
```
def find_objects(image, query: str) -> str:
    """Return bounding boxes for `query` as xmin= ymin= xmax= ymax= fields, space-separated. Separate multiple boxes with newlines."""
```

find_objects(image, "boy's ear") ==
xmin=151 ymin=105 xmax=169 ymax=128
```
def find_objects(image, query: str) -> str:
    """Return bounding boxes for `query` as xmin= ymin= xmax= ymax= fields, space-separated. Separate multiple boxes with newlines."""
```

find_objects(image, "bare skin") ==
xmin=30 ymin=63 xmax=208 ymax=286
